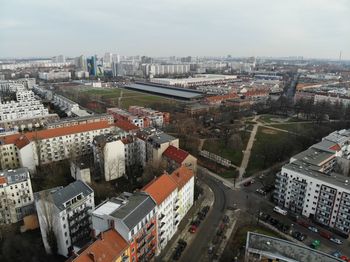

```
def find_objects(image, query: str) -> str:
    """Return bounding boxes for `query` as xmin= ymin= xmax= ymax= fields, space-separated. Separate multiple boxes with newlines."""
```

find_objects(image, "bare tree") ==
xmin=38 ymin=191 xmax=58 ymax=255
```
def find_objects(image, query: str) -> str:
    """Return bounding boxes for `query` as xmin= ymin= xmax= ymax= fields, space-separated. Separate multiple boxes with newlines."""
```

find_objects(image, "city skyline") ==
xmin=1 ymin=0 xmax=349 ymax=59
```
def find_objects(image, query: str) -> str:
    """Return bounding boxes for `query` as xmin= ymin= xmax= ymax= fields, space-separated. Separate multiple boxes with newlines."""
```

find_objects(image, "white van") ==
xmin=273 ymin=206 xmax=288 ymax=216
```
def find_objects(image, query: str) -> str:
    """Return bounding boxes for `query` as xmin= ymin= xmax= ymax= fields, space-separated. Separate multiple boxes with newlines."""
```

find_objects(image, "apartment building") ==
xmin=162 ymin=145 xmax=197 ymax=173
xmin=93 ymin=134 xmax=126 ymax=181
xmin=0 ymin=114 xmax=59 ymax=131
xmin=92 ymin=192 xmax=157 ymax=262
xmin=0 ymin=120 xmax=114 ymax=172
xmin=46 ymin=114 xmax=114 ymax=129
xmin=142 ymin=174 xmax=178 ymax=252
xmin=0 ymin=91 xmax=49 ymax=121
xmin=107 ymin=108 xmax=145 ymax=128
xmin=35 ymin=181 xmax=94 ymax=257
xmin=69 ymin=229 xmax=130 ymax=262
xmin=169 ymin=166 xmax=195 ymax=222
xmin=0 ymin=78 xmax=36 ymax=92
xmin=128 ymin=106 xmax=170 ymax=128
xmin=138 ymin=128 xmax=179 ymax=165
xmin=0 ymin=168 xmax=34 ymax=224
xmin=122 ymin=135 xmax=146 ymax=168
xmin=39 ymin=71 xmax=71 ymax=81
xmin=274 ymin=129 xmax=350 ymax=236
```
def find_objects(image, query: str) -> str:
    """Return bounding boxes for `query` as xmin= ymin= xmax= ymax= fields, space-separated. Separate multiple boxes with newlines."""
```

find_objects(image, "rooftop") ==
xmin=246 ymin=232 xmax=341 ymax=262
xmin=48 ymin=180 xmax=93 ymax=211
xmin=125 ymin=83 xmax=203 ymax=100
xmin=148 ymin=132 xmax=177 ymax=145
xmin=169 ymin=166 xmax=194 ymax=190
xmin=0 ymin=167 xmax=30 ymax=185
xmin=93 ymin=192 xmax=156 ymax=230
xmin=284 ymin=161 xmax=350 ymax=191
xmin=163 ymin=145 xmax=189 ymax=164
xmin=142 ymin=174 xmax=178 ymax=205
xmin=292 ymin=147 xmax=335 ymax=167
xmin=70 ymin=229 xmax=128 ymax=262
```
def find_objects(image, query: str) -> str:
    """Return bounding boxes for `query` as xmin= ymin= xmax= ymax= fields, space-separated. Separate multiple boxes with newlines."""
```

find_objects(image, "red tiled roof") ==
xmin=0 ymin=177 xmax=7 ymax=185
xmin=163 ymin=145 xmax=189 ymax=164
xmin=169 ymin=166 xmax=194 ymax=190
xmin=114 ymin=119 xmax=139 ymax=132
xmin=142 ymin=174 xmax=178 ymax=205
xmin=1 ymin=121 xmax=111 ymax=149
xmin=71 ymin=229 xmax=128 ymax=262
xmin=205 ymin=93 xmax=238 ymax=103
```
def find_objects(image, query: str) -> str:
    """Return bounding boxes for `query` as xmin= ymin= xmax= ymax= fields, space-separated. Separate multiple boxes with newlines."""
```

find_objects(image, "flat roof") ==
xmin=292 ymin=148 xmax=334 ymax=166
xmin=284 ymin=161 xmax=350 ymax=191
xmin=246 ymin=232 xmax=341 ymax=262
xmin=125 ymin=83 xmax=203 ymax=99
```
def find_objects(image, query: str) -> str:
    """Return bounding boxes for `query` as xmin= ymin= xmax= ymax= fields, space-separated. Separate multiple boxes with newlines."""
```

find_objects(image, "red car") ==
xmin=189 ymin=225 xmax=197 ymax=233
xmin=243 ymin=179 xmax=255 ymax=187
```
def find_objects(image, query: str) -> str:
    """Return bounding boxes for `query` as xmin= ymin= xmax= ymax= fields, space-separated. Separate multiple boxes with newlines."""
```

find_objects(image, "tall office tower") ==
xmin=87 ymin=55 xmax=97 ymax=76
xmin=75 ymin=55 xmax=88 ymax=71
xmin=103 ymin=52 xmax=113 ymax=67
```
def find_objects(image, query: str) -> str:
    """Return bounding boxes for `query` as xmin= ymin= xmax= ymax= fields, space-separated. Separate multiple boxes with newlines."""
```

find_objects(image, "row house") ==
xmin=128 ymin=106 xmax=170 ymax=128
xmin=107 ymin=108 xmax=145 ymax=128
xmin=0 ymin=168 xmax=34 ymax=224
xmin=92 ymin=192 xmax=157 ymax=262
xmin=35 ymin=181 xmax=95 ymax=257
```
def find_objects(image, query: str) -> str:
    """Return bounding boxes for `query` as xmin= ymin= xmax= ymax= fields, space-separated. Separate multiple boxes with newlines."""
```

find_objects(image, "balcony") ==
xmin=159 ymin=213 xmax=165 ymax=220
xmin=160 ymin=238 xmax=165 ymax=244
xmin=160 ymin=222 xmax=165 ymax=229
xmin=137 ymin=233 xmax=146 ymax=244
xmin=159 ymin=230 xmax=165 ymax=236
xmin=174 ymin=205 xmax=179 ymax=211
xmin=174 ymin=220 xmax=179 ymax=226
xmin=146 ymin=223 xmax=155 ymax=233
xmin=147 ymin=235 xmax=155 ymax=243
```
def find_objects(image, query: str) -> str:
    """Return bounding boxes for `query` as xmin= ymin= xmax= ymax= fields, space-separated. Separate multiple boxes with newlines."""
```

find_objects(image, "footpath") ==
xmin=157 ymin=180 xmax=215 ymax=262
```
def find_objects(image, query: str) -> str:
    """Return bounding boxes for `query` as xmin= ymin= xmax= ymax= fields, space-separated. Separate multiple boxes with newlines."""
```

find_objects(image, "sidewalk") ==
xmin=157 ymin=180 xmax=215 ymax=262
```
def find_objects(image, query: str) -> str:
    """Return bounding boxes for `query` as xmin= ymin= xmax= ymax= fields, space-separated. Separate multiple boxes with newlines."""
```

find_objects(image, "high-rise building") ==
xmin=87 ymin=56 xmax=97 ymax=76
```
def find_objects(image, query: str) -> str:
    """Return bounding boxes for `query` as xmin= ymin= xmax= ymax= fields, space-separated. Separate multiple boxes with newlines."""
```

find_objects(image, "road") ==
xmin=179 ymin=171 xmax=230 ymax=262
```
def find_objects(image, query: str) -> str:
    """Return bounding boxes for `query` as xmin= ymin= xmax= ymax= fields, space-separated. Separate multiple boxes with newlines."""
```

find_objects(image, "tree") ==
xmin=38 ymin=191 xmax=58 ymax=255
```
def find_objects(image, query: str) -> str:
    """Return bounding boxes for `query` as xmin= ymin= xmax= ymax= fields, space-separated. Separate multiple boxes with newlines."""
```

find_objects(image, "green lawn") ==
xmin=203 ymin=132 xmax=249 ymax=167
xmin=245 ymin=127 xmax=294 ymax=176
xmin=270 ymin=122 xmax=316 ymax=133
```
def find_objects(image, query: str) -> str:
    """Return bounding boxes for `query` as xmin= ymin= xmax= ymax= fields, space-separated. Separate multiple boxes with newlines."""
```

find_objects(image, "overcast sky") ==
xmin=1 ymin=0 xmax=349 ymax=59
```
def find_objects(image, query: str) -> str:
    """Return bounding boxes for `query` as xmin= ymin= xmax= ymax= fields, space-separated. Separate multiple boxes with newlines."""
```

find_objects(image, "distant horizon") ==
xmin=1 ymin=0 xmax=349 ymax=60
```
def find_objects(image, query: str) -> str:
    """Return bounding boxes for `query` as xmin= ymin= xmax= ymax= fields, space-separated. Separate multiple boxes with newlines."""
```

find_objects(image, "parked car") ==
xmin=330 ymin=251 xmax=342 ymax=258
xmin=310 ymin=239 xmax=321 ymax=249
xmin=256 ymin=188 xmax=267 ymax=196
xmin=273 ymin=206 xmax=288 ymax=216
xmin=308 ymin=226 xmax=319 ymax=233
xmin=189 ymin=225 xmax=197 ymax=233
xmin=208 ymin=245 xmax=214 ymax=254
xmin=292 ymin=231 xmax=306 ymax=241
xmin=243 ymin=180 xmax=253 ymax=187
xmin=340 ymin=255 xmax=349 ymax=261
xmin=330 ymin=237 xmax=343 ymax=245
xmin=319 ymin=230 xmax=332 ymax=240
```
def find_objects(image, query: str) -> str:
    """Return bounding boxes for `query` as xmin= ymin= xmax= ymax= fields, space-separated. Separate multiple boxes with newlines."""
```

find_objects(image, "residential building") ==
xmin=107 ymin=108 xmax=145 ymax=128
xmin=128 ymin=106 xmax=170 ymax=127
xmin=142 ymin=174 xmax=178 ymax=252
xmin=245 ymin=232 xmax=340 ymax=262
xmin=122 ymin=135 xmax=146 ymax=168
xmin=39 ymin=70 xmax=71 ymax=81
xmin=35 ymin=181 xmax=94 ymax=257
xmin=162 ymin=145 xmax=197 ymax=173
xmin=0 ymin=120 xmax=115 ymax=172
xmin=93 ymin=134 xmax=126 ymax=181
xmin=69 ymin=229 xmax=130 ymax=262
xmin=169 ymin=166 xmax=195 ymax=222
xmin=70 ymin=158 xmax=91 ymax=184
xmin=274 ymin=129 xmax=350 ymax=236
xmin=92 ymin=192 xmax=157 ymax=262
xmin=0 ymin=168 xmax=34 ymax=224
xmin=139 ymin=129 xmax=179 ymax=165
xmin=0 ymin=91 xmax=49 ymax=122
xmin=45 ymin=114 xmax=114 ymax=129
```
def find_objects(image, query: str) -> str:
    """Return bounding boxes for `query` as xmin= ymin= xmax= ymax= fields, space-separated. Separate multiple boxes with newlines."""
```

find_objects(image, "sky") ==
xmin=0 ymin=0 xmax=349 ymax=59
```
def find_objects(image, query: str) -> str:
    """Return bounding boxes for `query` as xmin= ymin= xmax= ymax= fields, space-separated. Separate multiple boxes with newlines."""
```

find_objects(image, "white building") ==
xmin=0 ymin=120 xmax=115 ymax=172
xmin=35 ymin=181 xmax=94 ymax=257
xmin=39 ymin=71 xmax=71 ymax=81
xmin=142 ymin=174 xmax=179 ymax=252
xmin=93 ymin=134 xmax=126 ymax=181
xmin=274 ymin=129 xmax=350 ymax=236
xmin=0 ymin=91 xmax=49 ymax=121
xmin=70 ymin=159 xmax=91 ymax=184
xmin=0 ymin=168 xmax=34 ymax=224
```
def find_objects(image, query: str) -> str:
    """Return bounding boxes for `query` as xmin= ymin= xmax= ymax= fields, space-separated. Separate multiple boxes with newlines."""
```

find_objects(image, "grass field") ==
xmin=270 ymin=122 xmax=316 ymax=133
xmin=61 ymin=87 xmax=178 ymax=110
xmin=245 ymin=127 xmax=291 ymax=176
xmin=202 ymin=131 xmax=249 ymax=166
